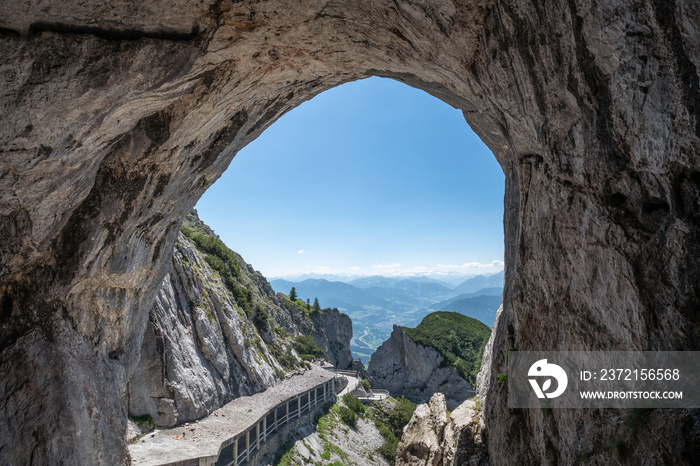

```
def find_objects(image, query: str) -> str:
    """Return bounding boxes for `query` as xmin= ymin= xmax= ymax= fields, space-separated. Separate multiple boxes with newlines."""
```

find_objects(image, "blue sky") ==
xmin=195 ymin=77 xmax=505 ymax=279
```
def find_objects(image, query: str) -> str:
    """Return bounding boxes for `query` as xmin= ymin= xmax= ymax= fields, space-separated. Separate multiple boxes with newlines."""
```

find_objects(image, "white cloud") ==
xmin=297 ymin=250 xmax=305 ymax=254
xmin=276 ymin=260 xmax=504 ymax=279
xmin=371 ymin=263 xmax=401 ymax=270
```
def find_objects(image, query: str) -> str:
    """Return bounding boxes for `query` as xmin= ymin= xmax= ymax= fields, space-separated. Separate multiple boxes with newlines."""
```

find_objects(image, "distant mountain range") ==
xmin=452 ymin=271 xmax=505 ymax=294
xmin=270 ymin=271 xmax=503 ymax=363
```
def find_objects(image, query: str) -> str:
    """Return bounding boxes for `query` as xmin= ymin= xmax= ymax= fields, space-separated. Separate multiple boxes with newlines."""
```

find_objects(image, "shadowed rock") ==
xmin=1 ymin=0 xmax=699 ymax=464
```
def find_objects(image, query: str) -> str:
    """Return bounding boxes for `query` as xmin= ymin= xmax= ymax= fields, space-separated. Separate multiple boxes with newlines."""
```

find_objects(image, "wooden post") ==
xmin=263 ymin=416 xmax=267 ymax=442
xmin=285 ymin=401 xmax=289 ymax=423
xmin=274 ymin=407 xmax=278 ymax=429
xmin=256 ymin=421 xmax=260 ymax=450
xmin=297 ymin=395 xmax=301 ymax=416
xmin=245 ymin=430 xmax=250 ymax=463
xmin=323 ymin=383 xmax=326 ymax=401
xmin=233 ymin=438 xmax=238 ymax=466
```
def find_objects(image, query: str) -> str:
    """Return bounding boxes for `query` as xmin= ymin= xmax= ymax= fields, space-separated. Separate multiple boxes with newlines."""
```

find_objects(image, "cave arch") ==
xmin=1 ymin=1 xmax=698 ymax=464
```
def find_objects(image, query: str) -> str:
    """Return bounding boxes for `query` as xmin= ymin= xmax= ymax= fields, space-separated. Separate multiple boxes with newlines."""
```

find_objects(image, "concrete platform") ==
xmin=129 ymin=365 xmax=336 ymax=466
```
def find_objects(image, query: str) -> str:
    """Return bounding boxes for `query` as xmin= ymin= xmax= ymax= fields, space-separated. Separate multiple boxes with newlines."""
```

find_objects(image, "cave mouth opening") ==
xmin=192 ymin=75 xmax=505 ymax=367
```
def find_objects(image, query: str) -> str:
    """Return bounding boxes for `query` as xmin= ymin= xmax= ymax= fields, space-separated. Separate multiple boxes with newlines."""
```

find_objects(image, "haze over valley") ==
xmin=271 ymin=271 xmax=503 ymax=363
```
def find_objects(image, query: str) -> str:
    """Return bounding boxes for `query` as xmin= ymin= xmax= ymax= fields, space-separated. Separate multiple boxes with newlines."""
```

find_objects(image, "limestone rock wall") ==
xmin=127 ymin=231 xmax=281 ymax=426
xmin=127 ymin=213 xmax=353 ymax=426
xmin=367 ymin=325 xmax=474 ymax=410
xmin=1 ymin=0 xmax=698 ymax=464
xmin=310 ymin=307 xmax=354 ymax=370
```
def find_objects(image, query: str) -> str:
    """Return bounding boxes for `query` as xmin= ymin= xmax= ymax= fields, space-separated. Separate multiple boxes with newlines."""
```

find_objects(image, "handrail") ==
xmin=326 ymin=368 xmax=360 ymax=378
xmin=348 ymin=388 xmax=390 ymax=402
xmin=217 ymin=375 xmax=338 ymax=466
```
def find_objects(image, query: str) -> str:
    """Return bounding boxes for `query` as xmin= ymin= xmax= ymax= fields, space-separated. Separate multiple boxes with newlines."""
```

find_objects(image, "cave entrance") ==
xmin=1 ymin=2 xmax=523 ymax=464
xmin=195 ymin=76 xmax=504 ymax=355
xmin=3 ymin=1 xmax=697 ymax=464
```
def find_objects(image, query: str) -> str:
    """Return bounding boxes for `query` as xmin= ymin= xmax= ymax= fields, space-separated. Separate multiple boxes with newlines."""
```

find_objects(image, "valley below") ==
xmin=271 ymin=273 xmax=503 ymax=363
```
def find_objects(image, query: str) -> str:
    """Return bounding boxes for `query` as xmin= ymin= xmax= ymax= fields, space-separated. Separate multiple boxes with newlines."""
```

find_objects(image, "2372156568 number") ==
xmin=599 ymin=368 xmax=680 ymax=381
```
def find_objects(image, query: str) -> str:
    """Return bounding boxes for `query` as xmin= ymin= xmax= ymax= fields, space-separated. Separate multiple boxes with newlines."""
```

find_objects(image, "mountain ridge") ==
xmin=271 ymin=274 xmax=503 ymax=363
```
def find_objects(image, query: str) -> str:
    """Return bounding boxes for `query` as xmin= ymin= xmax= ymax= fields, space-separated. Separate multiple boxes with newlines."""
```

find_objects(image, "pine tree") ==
xmin=289 ymin=287 xmax=297 ymax=301
xmin=313 ymin=297 xmax=321 ymax=313
xmin=306 ymin=298 xmax=311 ymax=311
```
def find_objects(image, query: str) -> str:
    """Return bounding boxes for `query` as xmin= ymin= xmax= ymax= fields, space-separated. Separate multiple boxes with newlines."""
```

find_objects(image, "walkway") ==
xmin=129 ymin=365 xmax=336 ymax=465
xmin=338 ymin=374 xmax=360 ymax=397
xmin=349 ymin=388 xmax=390 ymax=402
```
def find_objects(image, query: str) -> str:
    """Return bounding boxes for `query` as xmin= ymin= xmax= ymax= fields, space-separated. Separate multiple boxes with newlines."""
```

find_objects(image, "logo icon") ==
xmin=528 ymin=359 xmax=568 ymax=398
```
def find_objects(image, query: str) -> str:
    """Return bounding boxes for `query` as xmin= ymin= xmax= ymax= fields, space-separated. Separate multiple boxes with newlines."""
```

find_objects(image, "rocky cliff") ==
xmin=396 ymin=393 xmax=487 ymax=466
xmin=127 ymin=212 xmax=353 ymax=426
xmin=368 ymin=325 xmax=475 ymax=411
xmin=1 ymin=0 xmax=699 ymax=464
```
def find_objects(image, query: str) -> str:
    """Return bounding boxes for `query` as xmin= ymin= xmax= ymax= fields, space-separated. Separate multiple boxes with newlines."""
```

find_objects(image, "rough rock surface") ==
xmin=475 ymin=305 xmax=501 ymax=406
xmin=281 ymin=406 xmax=390 ymax=466
xmin=368 ymin=325 xmax=474 ymax=410
xmin=127 ymin=212 xmax=353 ymax=426
xmin=128 ymin=231 xmax=280 ymax=426
xmin=310 ymin=304 xmax=354 ymax=370
xmin=1 ymin=0 xmax=699 ymax=464
xmin=396 ymin=394 xmax=487 ymax=466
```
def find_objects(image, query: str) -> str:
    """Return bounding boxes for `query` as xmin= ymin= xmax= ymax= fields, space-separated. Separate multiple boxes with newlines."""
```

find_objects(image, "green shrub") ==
xmin=375 ymin=419 xmax=399 ymax=463
xmin=253 ymin=307 xmax=269 ymax=332
xmin=130 ymin=414 xmax=155 ymax=431
xmin=293 ymin=335 xmax=326 ymax=361
xmin=373 ymin=396 xmax=417 ymax=465
xmin=180 ymin=216 xmax=255 ymax=316
xmin=387 ymin=396 xmax=416 ymax=430
xmin=337 ymin=405 xmax=357 ymax=428
xmin=274 ymin=441 xmax=295 ymax=466
xmin=342 ymin=393 xmax=366 ymax=414
xmin=378 ymin=434 xmax=398 ymax=462
xmin=277 ymin=353 xmax=297 ymax=370
xmin=359 ymin=378 xmax=371 ymax=390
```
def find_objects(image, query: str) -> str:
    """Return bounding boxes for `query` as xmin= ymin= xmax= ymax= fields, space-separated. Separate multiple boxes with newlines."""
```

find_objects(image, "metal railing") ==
xmin=349 ymin=388 xmax=390 ymax=402
xmin=217 ymin=377 xmax=337 ymax=466
xmin=326 ymin=368 xmax=360 ymax=378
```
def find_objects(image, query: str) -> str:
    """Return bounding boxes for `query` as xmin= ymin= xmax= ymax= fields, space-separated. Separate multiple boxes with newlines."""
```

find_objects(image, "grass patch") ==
xmin=372 ymin=396 xmax=417 ymax=465
xmin=337 ymin=405 xmax=357 ymax=428
xmin=130 ymin=414 xmax=155 ymax=431
xmin=403 ymin=311 xmax=491 ymax=385
xmin=342 ymin=393 xmax=366 ymax=414
xmin=293 ymin=335 xmax=327 ymax=361
xmin=277 ymin=353 xmax=298 ymax=370
xmin=274 ymin=440 xmax=296 ymax=466
xmin=181 ymin=212 xmax=255 ymax=317
xmin=359 ymin=378 xmax=371 ymax=390
xmin=322 ymin=442 xmax=349 ymax=462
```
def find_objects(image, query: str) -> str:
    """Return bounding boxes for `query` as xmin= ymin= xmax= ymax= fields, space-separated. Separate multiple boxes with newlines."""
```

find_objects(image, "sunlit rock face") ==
xmin=127 ymin=221 xmax=353 ymax=427
xmin=367 ymin=325 xmax=474 ymax=410
xmin=1 ymin=0 xmax=698 ymax=464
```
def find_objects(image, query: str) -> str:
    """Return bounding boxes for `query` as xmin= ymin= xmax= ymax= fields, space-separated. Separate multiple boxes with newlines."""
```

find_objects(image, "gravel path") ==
xmin=129 ymin=365 xmax=336 ymax=465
